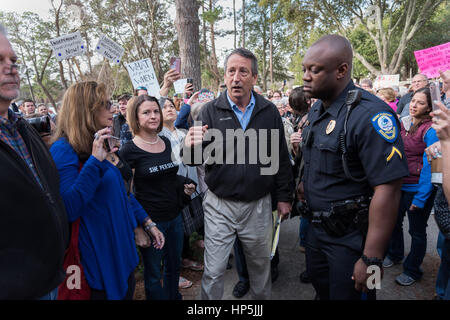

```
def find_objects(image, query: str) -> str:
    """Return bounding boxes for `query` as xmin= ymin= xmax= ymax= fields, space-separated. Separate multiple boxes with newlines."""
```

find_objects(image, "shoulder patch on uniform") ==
xmin=371 ymin=112 xmax=398 ymax=143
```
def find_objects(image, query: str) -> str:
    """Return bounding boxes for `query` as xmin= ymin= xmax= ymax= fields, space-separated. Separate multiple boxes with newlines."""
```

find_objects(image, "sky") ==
xmin=0 ymin=0 xmax=52 ymax=19
xmin=0 ymin=0 xmax=239 ymax=65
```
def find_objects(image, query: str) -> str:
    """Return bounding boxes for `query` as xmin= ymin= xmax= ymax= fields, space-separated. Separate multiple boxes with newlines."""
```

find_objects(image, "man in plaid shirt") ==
xmin=0 ymin=23 xmax=69 ymax=300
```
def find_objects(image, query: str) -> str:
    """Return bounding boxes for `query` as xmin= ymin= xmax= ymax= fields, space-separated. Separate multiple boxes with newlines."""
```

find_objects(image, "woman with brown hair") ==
xmin=50 ymin=81 xmax=164 ymax=300
xmin=384 ymin=87 xmax=439 ymax=286
xmin=120 ymin=94 xmax=196 ymax=300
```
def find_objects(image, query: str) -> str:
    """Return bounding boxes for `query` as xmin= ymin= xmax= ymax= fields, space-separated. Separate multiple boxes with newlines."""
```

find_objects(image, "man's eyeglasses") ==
xmin=1 ymin=62 xmax=26 ymax=75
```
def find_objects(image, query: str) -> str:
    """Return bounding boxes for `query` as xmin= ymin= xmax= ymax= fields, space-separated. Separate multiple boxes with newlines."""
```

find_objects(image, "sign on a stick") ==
xmin=126 ymin=58 xmax=160 ymax=98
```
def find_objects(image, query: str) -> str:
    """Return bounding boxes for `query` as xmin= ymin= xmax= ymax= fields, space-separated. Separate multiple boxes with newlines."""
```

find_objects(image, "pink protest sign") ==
xmin=414 ymin=42 xmax=450 ymax=79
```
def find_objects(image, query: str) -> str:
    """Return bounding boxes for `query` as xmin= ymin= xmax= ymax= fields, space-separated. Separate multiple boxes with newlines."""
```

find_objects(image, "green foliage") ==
xmin=401 ymin=2 xmax=450 ymax=77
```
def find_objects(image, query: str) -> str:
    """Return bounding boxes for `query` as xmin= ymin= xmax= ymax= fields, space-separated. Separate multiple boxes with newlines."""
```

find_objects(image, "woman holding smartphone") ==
xmin=120 ymin=94 xmax=196 ymax=300
xmin=50 ymin=81 xmax=164 ymax=300
xmin=384 ymin=87 xmax=439 ymax=286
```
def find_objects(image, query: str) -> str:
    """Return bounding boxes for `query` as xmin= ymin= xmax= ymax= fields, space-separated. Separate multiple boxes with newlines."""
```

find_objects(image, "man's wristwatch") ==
xmin=361 ymin=254 xmax=383 ymax=268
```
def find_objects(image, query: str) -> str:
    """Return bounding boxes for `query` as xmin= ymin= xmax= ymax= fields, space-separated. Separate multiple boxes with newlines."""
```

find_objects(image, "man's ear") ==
xmin=336 ymin=63 xmax=349 ymax=80
xmin=252 ymin=74 xmax=258 ymax=86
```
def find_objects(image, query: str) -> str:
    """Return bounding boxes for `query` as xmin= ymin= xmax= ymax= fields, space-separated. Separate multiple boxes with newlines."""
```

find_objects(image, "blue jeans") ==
xmin=36 ymin=287 xmax=58 ymax=300
xmin=139 ymin=214 xmax=184 ymax=300
xmin=436 ymin=232 xmax=446 ymax=298
xmin=386 ymin=188 xmax=436 ymax=280
xmin=438 ymin=239 xmax=450 ymax=300
xmin=299 ymin=217 xmax=310 ymax=247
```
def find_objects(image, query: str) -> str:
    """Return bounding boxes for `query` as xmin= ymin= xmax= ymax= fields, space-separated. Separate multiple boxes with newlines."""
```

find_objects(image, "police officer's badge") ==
xmin=326 ymin=120 xmax=336 ymax=135
xmin=371 ymin=112 xmax=398 ymax=143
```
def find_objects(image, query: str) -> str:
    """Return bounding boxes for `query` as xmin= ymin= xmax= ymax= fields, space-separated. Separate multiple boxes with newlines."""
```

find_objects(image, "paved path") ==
xmin=181 ymin=213 xmax=441 ymax=300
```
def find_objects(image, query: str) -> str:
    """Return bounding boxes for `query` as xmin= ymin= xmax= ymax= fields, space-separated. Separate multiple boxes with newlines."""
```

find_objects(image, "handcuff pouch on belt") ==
xmin=307 ymin=196 xmax=371 ymax=237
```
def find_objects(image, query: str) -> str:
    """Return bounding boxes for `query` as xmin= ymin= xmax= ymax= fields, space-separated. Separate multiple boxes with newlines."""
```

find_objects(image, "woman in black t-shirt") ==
xmin=120 ymin=95 xmax=196 ymax=300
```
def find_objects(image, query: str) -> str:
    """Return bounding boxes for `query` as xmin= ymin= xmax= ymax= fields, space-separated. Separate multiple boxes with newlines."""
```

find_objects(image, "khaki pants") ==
xmin=201 ymin=190 xmax=272 ymax=300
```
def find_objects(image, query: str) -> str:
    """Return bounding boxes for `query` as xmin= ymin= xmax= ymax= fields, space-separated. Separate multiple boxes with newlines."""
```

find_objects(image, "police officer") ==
xmin=298 ymin=35 xmax=409 ymax=300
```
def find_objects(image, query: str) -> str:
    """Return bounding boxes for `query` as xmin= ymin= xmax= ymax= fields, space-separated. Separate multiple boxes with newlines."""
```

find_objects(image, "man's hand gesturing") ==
xmin=185 ymin=125 xmax=208 ymax=147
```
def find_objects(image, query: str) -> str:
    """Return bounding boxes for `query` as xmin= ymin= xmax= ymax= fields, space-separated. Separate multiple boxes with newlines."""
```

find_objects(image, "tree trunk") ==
xmin=202 ymin=3 xmax=208 ymax=72
xmin=17 ymin=45 xmax=36 ymax=100
xmin=35 ymin=52 xmax=57 ymax=109
xmin=148 ymin=0 xmax=163 ymax=82
xmin=262 ymin=8 xmax=268 ymax=92
xmin=209 ymin=0 xmax=221 ymax=89
xmin=233 ymin=0 xmax=237 ymax=49
xmin=175 ymin=0 xmax=202 ymax=91
xmin=269 ymin=5 xmax=273 ymax=89
xmin=51 ymin=0 xmax=68 ymax=90
xmin=82 ymin=31 xmax=93 ymax=75
xmin=37 ymin=78 xmax=57 ymax=109
xmin=242 ymin=0 xmax=246 ymax=48
xmin=25 ymin=68 xmax=36 ymax=102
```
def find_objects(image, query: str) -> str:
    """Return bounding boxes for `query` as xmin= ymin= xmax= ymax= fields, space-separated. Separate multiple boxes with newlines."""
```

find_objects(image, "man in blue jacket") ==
xmin=0 ymin=24 xmax=69 ymax=299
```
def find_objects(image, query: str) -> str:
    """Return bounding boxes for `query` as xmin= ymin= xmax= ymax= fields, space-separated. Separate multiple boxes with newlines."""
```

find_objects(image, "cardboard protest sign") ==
xmin=95 ymin=34 xmax=125 ymax=64
xmin=374 ymin=74 xmax=400 ymax=89
xmin=174 ymin=79 xmax=187 ymax=94
xmin=414 ymin=42 xmax=450 ymax=79
xmin=48 ymin=31 xmax=86 ymax=61
xmin=126 ymin=58 xmax=160 ymax=98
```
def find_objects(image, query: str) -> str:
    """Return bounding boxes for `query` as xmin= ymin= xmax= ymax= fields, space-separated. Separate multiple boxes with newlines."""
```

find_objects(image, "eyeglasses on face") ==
xmin=0 ymin=62 xmax=26 ymax=74
xmin=105 ymin=100 xmax=112 ymax=111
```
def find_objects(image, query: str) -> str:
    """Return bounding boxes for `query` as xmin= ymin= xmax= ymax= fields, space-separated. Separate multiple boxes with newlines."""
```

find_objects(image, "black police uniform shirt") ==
xmin=301 ymin=81 xmax=409 ymax=212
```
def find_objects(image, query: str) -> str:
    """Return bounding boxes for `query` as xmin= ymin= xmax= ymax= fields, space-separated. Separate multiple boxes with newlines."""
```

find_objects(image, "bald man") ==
xmin=299 ymin=35 xmax=409 ymax=300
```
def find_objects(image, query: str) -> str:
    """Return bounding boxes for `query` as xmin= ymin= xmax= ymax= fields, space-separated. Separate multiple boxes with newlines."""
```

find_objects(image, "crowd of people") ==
xmin=1 ymin=20 xmax=450 ymax=301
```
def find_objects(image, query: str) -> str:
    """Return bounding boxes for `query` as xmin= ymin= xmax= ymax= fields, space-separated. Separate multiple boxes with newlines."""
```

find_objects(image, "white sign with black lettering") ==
xmin=95 ymin=34 xmax=124 ymax=64
xmin=126 ymin=58 xmax=160 ymax=98
xmin=48 ymin=31 xmax=86 ymax=61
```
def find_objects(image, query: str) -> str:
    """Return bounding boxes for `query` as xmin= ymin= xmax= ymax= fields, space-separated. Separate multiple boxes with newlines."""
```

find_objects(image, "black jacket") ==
xmin=0 ymin=116 xmax=69 ymax=299
xmin=185 ymin=90 xmax=293 ymax=203
xmin=396 ymin=92 xmax=413 ymax=115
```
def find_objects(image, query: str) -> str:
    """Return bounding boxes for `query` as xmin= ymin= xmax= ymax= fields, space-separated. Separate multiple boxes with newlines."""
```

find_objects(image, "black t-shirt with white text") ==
xmin=120 ymin=136 xmax=182 ymax=222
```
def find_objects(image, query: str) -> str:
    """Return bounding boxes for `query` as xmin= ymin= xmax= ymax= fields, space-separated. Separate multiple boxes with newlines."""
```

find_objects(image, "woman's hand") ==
xmin=431 ymin=101 xmax=450 ymax=142
xmin=161 ymin=69 xmax=181 ymax=93
xmin=409 ymin=204 xmax=420 ymax=211
xmin=187 ymin=91 xmax=200 ymax=106
xmin=92 ymin=127 xmax=118 ymax=162
xmin=144 ymin=223 xmax=165 ymax=250
xmin=134 ymin=226 xmax=152 ymax=248
xmin=290 ymin=130 xmax=302 ymax=155
xmin=184 ymin=183 xmax=196 ymax=196
xmin=425 ymin=141 xmax=441 ymax=162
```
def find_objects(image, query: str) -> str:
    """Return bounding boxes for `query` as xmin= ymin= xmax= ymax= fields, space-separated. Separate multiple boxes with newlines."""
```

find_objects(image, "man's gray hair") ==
xmin=360 ymin=78 xmax=373 ymax=88
xmin=0 ymin=23 xmax=8 ymax=36
xmin=224 ymin=48 xmax=258 ymax=76
xmin=414 ymin=73 xmax=429 ymax=83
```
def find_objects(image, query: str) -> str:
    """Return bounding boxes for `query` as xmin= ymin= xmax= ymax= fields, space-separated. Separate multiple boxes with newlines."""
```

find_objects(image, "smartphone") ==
xmin=104 ymin=135 xmax=120 ymax=152
xmin=430 ymin=81 xmax=441 ymax=111
xmin=185 ymin=78 xmax=193 ymax=99
xmin=170 ymin=57 xmax=181 ymax=74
